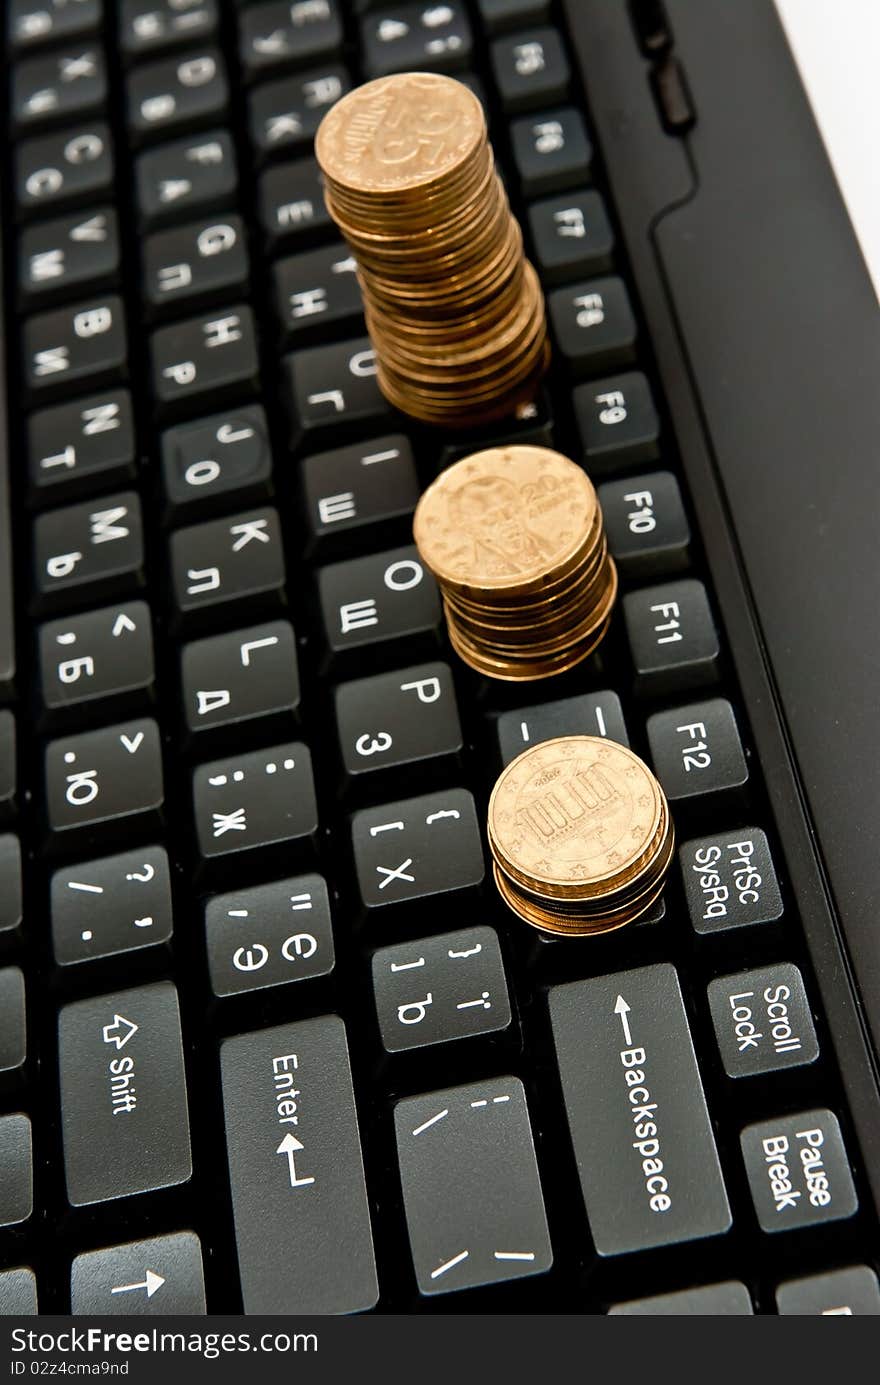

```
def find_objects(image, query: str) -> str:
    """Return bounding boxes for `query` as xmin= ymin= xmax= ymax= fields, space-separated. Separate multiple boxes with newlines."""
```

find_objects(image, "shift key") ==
xmin=59 ymin=982 xmax=192 ymax=1207
xmin=550 ymin=963 xmax=731 ymax=1255
xmin=221 ymin=1015 xmax=379 ymax=1314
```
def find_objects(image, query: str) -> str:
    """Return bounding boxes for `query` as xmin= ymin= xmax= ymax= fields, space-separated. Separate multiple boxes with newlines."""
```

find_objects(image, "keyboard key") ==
xmin=45 ymin=718 xmax=163 ymax=836
xmin=221 ymin=1014 xmax=378 ymax=1314
xmin=0 ymin=1115 xmax=32 ymax=1227
xmin=363 ymin=4 xmax=473 ymax=77
xmin=624 ymin=578 xmax=719 ymax=694
xmin=680 ymin=827 xmax=783 ymax=934
xmin=193 ymin=741 xmax=317 ymax=862
xmin=161 ymin=404 xmax=272 ymax=521
xmin=609 ymin=1282 xmax=753 ymax=1315
xmin=476 ymin=0 xmax=551 ymax=33
xmin=38 ymin=601 xmax=155 ymax=718
xmin=181 ymin=620 xmax=299 ymax=735
xmin=28 ymin=390 xmax=136 ymax=503
xmin=318 ymin=545 xmax=441 ymax=661
xmin=776 ymin=1266 xmax=880 ymax=1315
xmin=598 ymin=471 xmax=691 ymax=577
xmin=24 ymin=295 xmax=126 ymax=397
xmin=395 ymin=1076 xmax=552 ymax=1295
xmin=151 ymin=305 xmax=259 ymax=410
xmin=0 ymin=968 xmax=26 ymax=1084
xmin=336 ymin=661 xmax=462 ymax=784
xmin=19 ymin=208 xmax=119 ymax=304
xmin=575 ymin=371 xmax=660 ymax=472
xmin=647 ymin=698 xmax=748 ymax=802
xmin=740 ymin=1108 xmax=857 ymax=1233
xmin=0 ymin=836 xmax=23 ymax=949
xmin=511 ymin=106 xmax=592 ymax=196
xmin=136 ymin=130 xmax=237 ymax=226
xmin=284 ymin=336 xmax=391 ymax=447
xmin=258 ymin=156 xmax=332 ymax=247
xmin=0 ymin=458 xmax=12 ymax=703
xmin=273 ymin=242 xmax=363 ymax=341
xmin=169 ymin=507 xmax=285 ymax=621
xmin=373 ymin=925 xmax=511 ymax=1052
xmin=549 ymin=275 xmax=637 ymax=376
xmin=352 ymin=788 xmax=484 ymax=911
xmin=13 ymin=45 xmax=106 ymax=131
xmin=143 ymin=215 xmax=249 ymax=312
xmin=51 ymin=845 xmax=173 ymax=967
xmin=120 ymin=0 xmax=218 ymax=57
xmin=303 ymin=434 xmax=419 ymax=556
xmin=127 ymin=49 xmax=228 ymax=140
xmin=248 ymin=65 xmax=350 ymax=160
xmin=10 ymin=0 xmax=102 ymax=51
xmin=34 ymin=491 xmax=143 ymax=608
xmin=708 ymin=963 xmax=819 ymax=1078
xmin=0 ymin=713 xmax=16 ymax=822
xmin=206 ymin=873 xmax=334 ymax=997
xmin=71 ymin=1233 xmax=207 ymax=1316
xmin=495 ymin=690 xmax=628 ymax=765
xmin=490 ymin=28 xmax=570 ymax=112
xmin=58 ymin=982 xmax=191 ymax=1206
xmin=0 ymin=1267 xmax=37 ymax=1316
xmin=549 ymin=964 xmax=731 ymax=1255
xmin=239 ymin=0 xmax=344 ymax=78
xmin=527 ymin=189 xmax=614 ymax=284
xmin=16 ymin=124 xmax=113 ymax=214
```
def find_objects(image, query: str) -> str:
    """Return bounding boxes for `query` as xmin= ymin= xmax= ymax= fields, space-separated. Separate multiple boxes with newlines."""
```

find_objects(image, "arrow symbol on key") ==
xmin=120 ymin=731 xmax=144 ymax=754
xmin=112 ymin=612 xmax=137 ymax=637
xmin=111 ymin=1270 xmax=165 ymax=1300
xmin=614 ymin=995 xmax=633 ymax=1047
xmin=102 ymin=1014 xmax=139 ymax=1050
xmin=276 ymin=1133 xmax=315 ymax=1189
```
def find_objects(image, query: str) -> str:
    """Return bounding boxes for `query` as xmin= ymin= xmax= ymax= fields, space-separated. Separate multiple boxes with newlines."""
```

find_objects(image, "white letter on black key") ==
xmin=58 ymin=982 xmax=191 ymax=1206
xmin=220 ymin=1015 xmax=377 ymax=1313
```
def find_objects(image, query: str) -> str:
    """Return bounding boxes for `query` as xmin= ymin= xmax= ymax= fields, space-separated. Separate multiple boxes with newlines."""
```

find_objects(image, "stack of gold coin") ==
xmin=488 ymin=736 xmax=674 ymax=936
xmin=413 ymin=445 xmax=617 ymax=680
xmin=314 ymin=72 xmax=549 ymax=427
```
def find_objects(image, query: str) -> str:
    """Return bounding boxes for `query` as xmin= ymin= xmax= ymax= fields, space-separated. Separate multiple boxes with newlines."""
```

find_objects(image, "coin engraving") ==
xmin=487 ymin=735 xmax=674 ymax=936
xmin=490 ymin=738 xmax=659 ymax=886
xmin=414 ymin=446 xmax=597 ymax=591
xmin=316 ymin=74 xmax=484 ymax=193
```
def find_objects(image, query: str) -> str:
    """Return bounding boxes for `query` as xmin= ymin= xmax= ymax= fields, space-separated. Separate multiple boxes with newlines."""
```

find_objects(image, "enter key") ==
xmin=220 ymin=1014 xmax=378 ymax=1314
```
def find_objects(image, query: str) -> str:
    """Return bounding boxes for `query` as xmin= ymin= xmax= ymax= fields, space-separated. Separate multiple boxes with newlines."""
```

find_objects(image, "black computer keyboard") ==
xmin=0 ymin=0 xmax=877 ymax=1317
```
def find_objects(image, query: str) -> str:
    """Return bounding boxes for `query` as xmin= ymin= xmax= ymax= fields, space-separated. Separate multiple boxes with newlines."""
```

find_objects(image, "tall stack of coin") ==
xmin=488 ymin=737 xmax=674 ymax=936
xmin=413 ymin=445 xmax=617 ymax=680
xmin=315 ymin=72 xmax=549 ymax=427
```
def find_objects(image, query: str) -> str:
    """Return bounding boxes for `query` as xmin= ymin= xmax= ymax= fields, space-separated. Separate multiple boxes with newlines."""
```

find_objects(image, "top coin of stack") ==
xmin=413 ymin=445 xmax=617 ymax=680
xmin=315 ymin=72 xmax=550 ymax=428
xmin=488 ymin=736 xmax=674 ymax=936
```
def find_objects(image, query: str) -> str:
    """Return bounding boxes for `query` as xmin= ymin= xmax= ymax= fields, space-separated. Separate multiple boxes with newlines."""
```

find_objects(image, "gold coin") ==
xmin=414 ymin=446 xmax=598 ymax=596
xmin=315 ymin=73 xmax=550 ymax=427
xmin=492 ymin=861 xmax=669 ymax=936
xmin=315 ymin=73 xmax=484 ymax=197
xmin=491 ymin=796 xmax=670 ymax=905
xmin=487 ymin=736 xmax=663 ymax=895
xmin=446 ymin=610 xmax=613 ymax=681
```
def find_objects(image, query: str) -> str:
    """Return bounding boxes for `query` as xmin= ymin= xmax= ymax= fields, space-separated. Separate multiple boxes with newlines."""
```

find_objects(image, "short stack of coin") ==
xmin=315 ymin=72 xmax=549 ymax=427
xmin=488 ymin=736 xmax=674 ymax=936
xmin=413 ymin=445 xmax=617 ymax=680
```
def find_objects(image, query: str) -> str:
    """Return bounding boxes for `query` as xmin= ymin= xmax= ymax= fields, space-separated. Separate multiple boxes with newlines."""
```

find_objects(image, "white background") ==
xmin=775 ymin=0 xmax=880 ymax=303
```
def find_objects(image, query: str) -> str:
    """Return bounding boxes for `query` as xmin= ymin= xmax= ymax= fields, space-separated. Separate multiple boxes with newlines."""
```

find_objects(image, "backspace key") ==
xmin=549 ymin=963 xmax=731 ymax=1255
